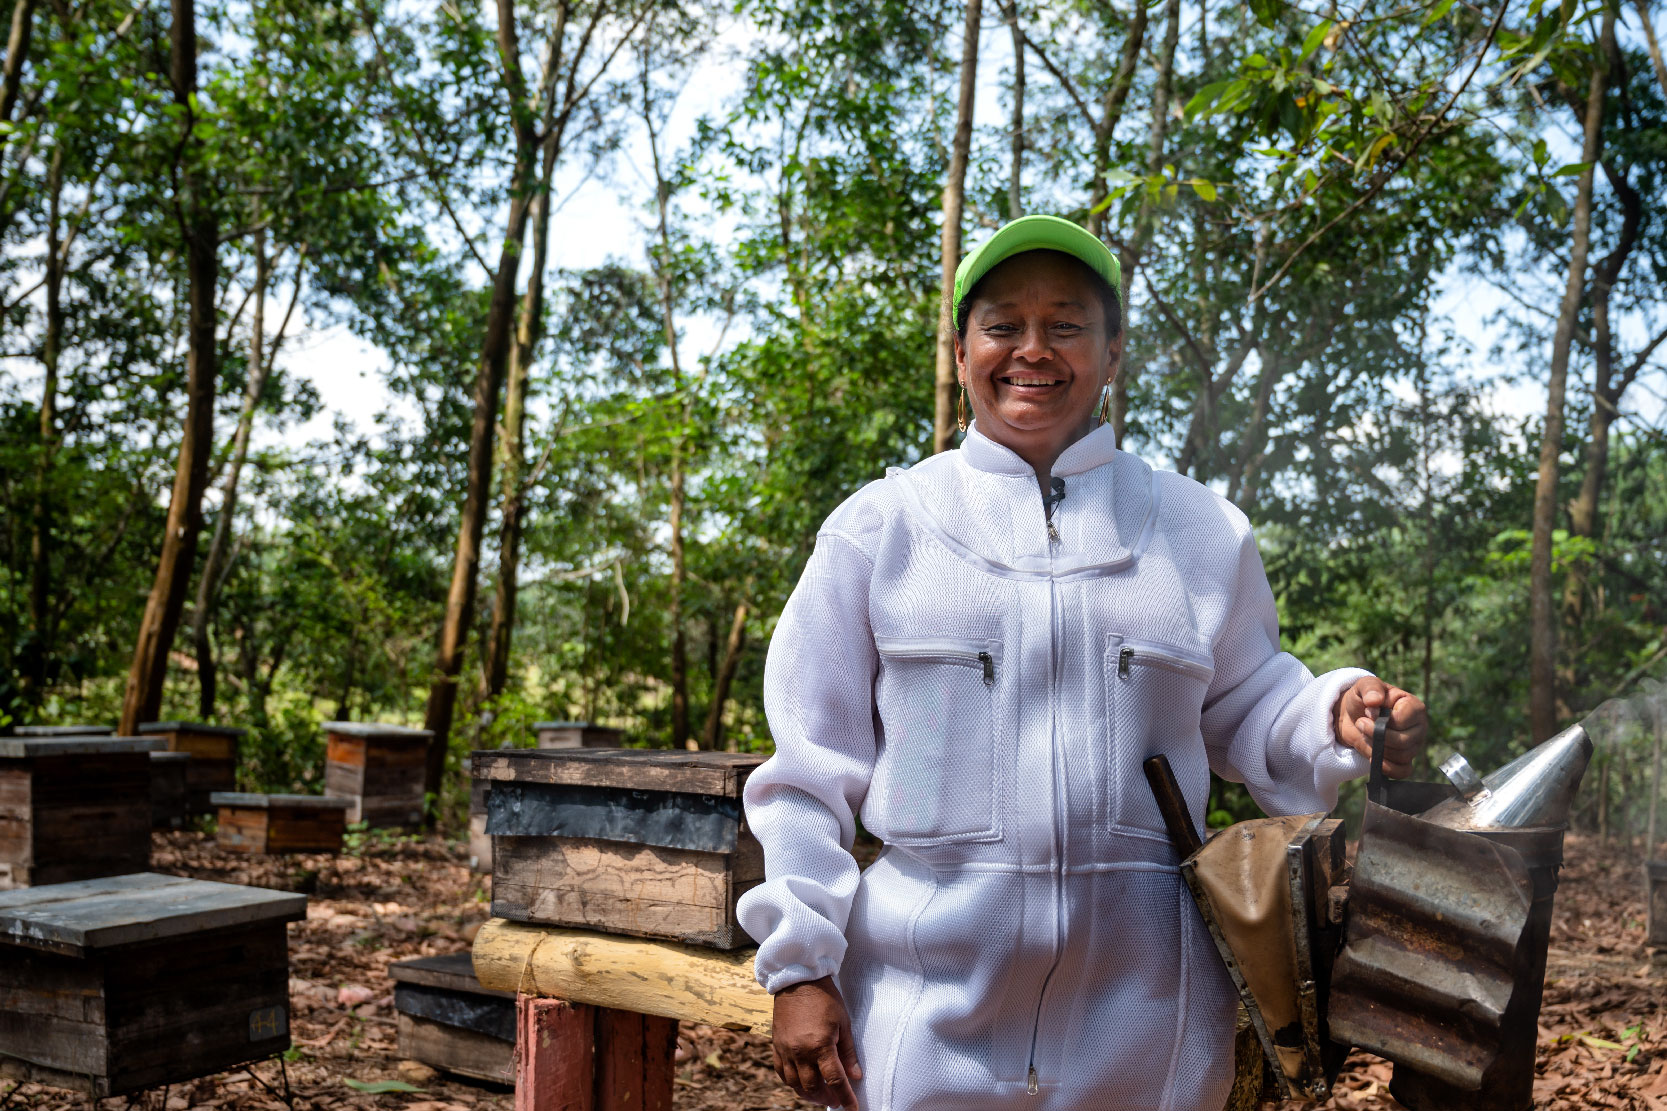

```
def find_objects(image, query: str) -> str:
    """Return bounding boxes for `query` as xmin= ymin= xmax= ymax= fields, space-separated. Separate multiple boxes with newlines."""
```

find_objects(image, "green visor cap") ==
xmin=953 ymin=214 xmax=1122 ymax=325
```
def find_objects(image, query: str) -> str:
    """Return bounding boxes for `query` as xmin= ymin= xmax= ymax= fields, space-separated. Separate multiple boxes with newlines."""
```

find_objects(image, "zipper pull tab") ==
xmin=979 ymin=651 xmax=995 ymax=687
xmin=1118 ymin=646 xmax=1134 ymax=678
xmin=1028 ymin=1065 xmax=1039 ymax=1095
xmin=1047 ymin=520 xmax=1060 ymax=543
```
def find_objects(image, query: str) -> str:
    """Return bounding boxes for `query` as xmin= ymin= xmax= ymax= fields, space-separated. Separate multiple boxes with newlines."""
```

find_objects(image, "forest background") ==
xmin=1 ymin=0 xmax=1665 ymax=832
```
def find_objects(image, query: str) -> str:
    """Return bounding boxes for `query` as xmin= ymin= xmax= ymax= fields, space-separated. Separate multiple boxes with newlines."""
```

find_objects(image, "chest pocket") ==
xmin=870 ymin=635 xmax=1004 ymax=847
xmin=1104 ymin=634 xmax=1215 ymax=834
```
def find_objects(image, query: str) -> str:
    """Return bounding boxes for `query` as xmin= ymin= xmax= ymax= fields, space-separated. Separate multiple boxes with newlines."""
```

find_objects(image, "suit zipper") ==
xmin=875 ymin=641 xmax=996 ymax=687
xmin=1026 ymin=501 xmax=1064 ymax=1095
xmin=1118 ymin=644 xmax=1213 ymax=681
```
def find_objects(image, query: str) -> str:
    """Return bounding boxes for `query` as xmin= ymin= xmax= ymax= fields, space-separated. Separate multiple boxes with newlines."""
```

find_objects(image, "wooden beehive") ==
xmin=322 ymin=721 xmax=431 ymax=828
xmin=0 ymin=735 xmax=161 ymax=889
xmin=390 ymin=952 xmax=514 ymax=1085
xmin=212 ymin=793 xmax=352 ymax=855
xmin=473 ymin=749 xmax=765 ymax=949
xmin=534 ymin=721 xmax=625 ymax=749
xmin=149 ymin=752 xmax=192 ymax=830
xmin=137 ymin=721 xmax=246 ymax=815
xmin=15 ymin=725 xmax=114 ymax=736
xmin=0 ymin=872 xmax=304 ymax=1097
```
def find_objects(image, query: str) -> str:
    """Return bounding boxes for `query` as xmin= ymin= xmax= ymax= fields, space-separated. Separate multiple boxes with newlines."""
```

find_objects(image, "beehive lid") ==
xmin=322 ymin=721 xmax=433 ymax=739
xmin=0 ymin=872 xmax=306 ymax=956
xmin=0 ymin=735 xmax=163 ymax=758
xmin=14 ymin=724 xmax=115 ymax=736
xmin=470 ymin=748 xmax=762 ymax=796
xmin=138 ymin=720 xmax=248 ymax=738
xmin=150 ymin=751 xmax=193 ymax=763
xmin=389 ymin=951 xmax=512 ymax=998
xmin=210 ymin=792 xmax=354 ymax=810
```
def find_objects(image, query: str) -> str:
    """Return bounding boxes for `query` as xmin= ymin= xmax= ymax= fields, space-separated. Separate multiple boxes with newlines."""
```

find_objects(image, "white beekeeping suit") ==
xmin=737 ymin=421 xmax=1371 ymax=1111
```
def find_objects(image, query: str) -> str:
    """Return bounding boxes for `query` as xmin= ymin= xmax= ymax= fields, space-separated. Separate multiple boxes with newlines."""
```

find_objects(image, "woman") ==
xmin=736 ymin=215 xmax=1426 ymax=1111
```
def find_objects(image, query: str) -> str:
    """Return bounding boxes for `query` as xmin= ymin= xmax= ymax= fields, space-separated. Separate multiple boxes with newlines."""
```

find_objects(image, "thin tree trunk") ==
xmin=25 ymin=144 xmax=63 ymax=702
xmin=1637 ymin=0 xmax=1667 ymax=102
xmin=0 ymin=0 xmax=36 ymax=129
xmin=702 ymin=602 xmax=748 ymax=752
xmin=1646 ymin=692 xmax=1662 ymax=859
xmin=932 ymin=0 xmax=983 ymax=455
xmin=1085 ymin=0 xmax=1148 ymax=239
xmin=1529 ymin=9 xmax=1609 ymax=744
xmin=1004 ymin=0 xmax=1023 ymax=219
xmin=1111 ymin=0 xmax=1180 ymax=445
xmin=119 ymin=0 xmax=218 ymax=734
xmin=193 ymin=225 xmax=273 ymax=719
xmin=1228 ymin=345 xmax=1278 ymax=510
xmin=422 ymin=0 xmax=543 ymax=794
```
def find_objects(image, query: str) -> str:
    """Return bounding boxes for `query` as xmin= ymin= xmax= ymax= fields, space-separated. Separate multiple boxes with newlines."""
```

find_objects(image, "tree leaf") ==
xmin=1421 ymin=0 xmax=1456 ymax=28
xmin=1552 ymin=161 xmax=1592 ymax=177
xmin=1300 ymin=20 xmax=1333 ymax=63
xmin=1191 ymin=178 xmax=1218 ymax=201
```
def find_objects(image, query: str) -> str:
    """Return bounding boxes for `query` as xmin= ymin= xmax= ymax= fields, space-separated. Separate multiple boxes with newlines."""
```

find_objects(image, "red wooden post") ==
xmin=516 ymin=996 xmax=678 ymax=1111
xmin=516 ymin=997 xmax=594 ymax=1111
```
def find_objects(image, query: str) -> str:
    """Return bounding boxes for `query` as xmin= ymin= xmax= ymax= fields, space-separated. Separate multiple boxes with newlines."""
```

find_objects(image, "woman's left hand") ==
xmin=1336 ymin=677 xmax=1427 ymax=778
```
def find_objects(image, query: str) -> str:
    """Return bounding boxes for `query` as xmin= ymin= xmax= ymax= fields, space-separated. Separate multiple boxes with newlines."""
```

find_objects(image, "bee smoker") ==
xmin=1147 ymin=717 xmax=1592 ymax=1110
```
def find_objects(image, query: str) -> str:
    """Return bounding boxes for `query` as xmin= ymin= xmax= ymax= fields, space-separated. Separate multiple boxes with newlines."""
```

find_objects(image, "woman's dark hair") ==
xmin=954 ymin=249 xmax=1123 ymax=341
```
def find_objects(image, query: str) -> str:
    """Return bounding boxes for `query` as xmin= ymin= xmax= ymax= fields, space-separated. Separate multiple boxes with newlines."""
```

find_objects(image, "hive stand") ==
xmin=0 ymin=735 xmax=162 ymax=889
xmin=0 ymin=872 xmax=305 ymax=1097
xmin=149 ymin=752 xmax=192 ymax=830
xmin=212 ymin=792 xmax=353 ymax=854
xmin=137 ymin=721 xmax=246 ymax=815
xmin=322 ymin=721 xmax=432 ymax=828
xmin=390 ymin=952 xmax=515 ymax=1085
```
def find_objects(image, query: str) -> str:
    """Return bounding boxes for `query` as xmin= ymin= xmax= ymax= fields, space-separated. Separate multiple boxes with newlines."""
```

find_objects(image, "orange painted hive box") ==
xmin=322 ymin=722 xmax=432 ymax=828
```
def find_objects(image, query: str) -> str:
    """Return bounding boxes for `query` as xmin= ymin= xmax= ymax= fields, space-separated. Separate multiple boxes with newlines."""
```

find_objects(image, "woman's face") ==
xmin=954 ymin=250 xmax=1122 ymax=472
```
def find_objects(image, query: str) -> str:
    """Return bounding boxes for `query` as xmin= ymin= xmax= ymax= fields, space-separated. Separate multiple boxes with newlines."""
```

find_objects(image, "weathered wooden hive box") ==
xmin=212 ymin=792 xmax=352 ymax=855
xmin=322 ymin=721 xmax=431 ymax=828
xmin=390 ymin=952 xmax=514 ymax=1085
xmin=0 ymin=872 xmax=305 ymax=1097
xmin=149 ymin=752 xmax=192 ymax=830
xmin=534 ymin=721 xmax=625 ymax=749
xmin=15 ymin=725 xmax=114 ymax=736
xmin=137 ymin=721 xmax=246 ymax=814
xmin=474 ymin=749 xmax=765 ymax=949
xmin=0 ymin=735 xmax=162 ymax=889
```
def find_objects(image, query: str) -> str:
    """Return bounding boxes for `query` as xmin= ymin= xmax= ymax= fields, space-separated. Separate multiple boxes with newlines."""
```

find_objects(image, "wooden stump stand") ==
xmin=323 ymin=721 xmax=431 ymax=828
xmin=533 ymin=722 xmax=625 ymax=750
xmin=0 ymin=872 xmax=305 ymax=1097
xmin=149 ymin=752 xmax=192 ymax=830
xmin=0 ymin=735 xmax=162 ymax=889
xmin=515 ymin=997 xmax=676 ymax=1111
xmin=138 ymin=721 xmax=246 ymax=815
xmin=212 ymin=792 xmax=352 ymax=854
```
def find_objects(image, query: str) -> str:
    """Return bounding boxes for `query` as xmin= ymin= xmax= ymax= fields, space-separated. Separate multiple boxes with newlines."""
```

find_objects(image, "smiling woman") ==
xmin=737 ymin=214 xmax=1429 ymax=1111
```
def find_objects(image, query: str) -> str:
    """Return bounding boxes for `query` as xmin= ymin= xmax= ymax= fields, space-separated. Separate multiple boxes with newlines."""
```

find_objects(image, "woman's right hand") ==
xmin=771 ymin=975 xmax=863 ymax=1108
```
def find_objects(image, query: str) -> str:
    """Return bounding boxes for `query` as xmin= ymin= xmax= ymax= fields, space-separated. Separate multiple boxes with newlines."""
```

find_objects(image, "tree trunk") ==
xmin=119 ymin=0 xmax=218 ymax=734
xmin=0 ymin=0 xmax=35 ymax=129
xmin=483 ymin=120 xmax=565 ymax=699
xmin=422 ymin=0 xmax=541 ymax=795
xmin=24 ymin=144 xmax=63 ymax=703
xmin=1111 ymin=0 xmax=1180 ymax=445
xmin=1636 ymin=0 xmax=1667 ymax=102
xmin=931 ymin=0 xmax=982 ymax=455
xmin=1228 ymin=344 xmax=1278 ymax=510
xmin=1529 ymin=9 xmax=1609 ymax=744
xmin=1004 ymin=0 xmax=1023 ymax=219
xmin=1085 ymin=0 xmax=1148 ymax=240
xmin=702 ymin=602 xmax=748 ymax=752
xmin=193 ymin=225 xmax=271 ymax=719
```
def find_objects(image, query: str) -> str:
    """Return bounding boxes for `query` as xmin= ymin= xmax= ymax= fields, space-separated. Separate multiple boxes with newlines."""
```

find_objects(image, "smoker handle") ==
xmin=1143 ymin=754 xmax=1204 ymax=859
xmin=1368 ymin=711 xmax=1390 ymax=806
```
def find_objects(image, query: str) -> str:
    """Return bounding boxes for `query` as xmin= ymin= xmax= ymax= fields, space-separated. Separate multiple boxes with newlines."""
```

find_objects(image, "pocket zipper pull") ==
xmin=979 ymin=651 xmax=995 ymax=687
xmin=1027 ymin=1065 xmax=1039 ymax=1095
xmin=1118 ymin=646 xmax=1134 ymax=678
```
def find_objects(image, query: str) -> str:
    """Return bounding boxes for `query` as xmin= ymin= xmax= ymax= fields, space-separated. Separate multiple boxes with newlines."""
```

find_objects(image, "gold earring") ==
xmin=1097 ymin=389 xmax=1112 ymax=427
xmin=957 ymin=385 xmax=969 ymax=433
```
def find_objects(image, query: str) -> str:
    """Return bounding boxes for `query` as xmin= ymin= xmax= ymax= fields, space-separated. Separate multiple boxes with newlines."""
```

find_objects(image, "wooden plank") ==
xmin=595 ymin=1008 xmax=675 ymax=1111
xmin=149 ymin=731 xmax=238 ymax=761
xmin=491 ymin=837 xmax=755 ymax=949
xmin=0 ymin=1051 xmax=109 ymax=1097
xmin=394 ymin=983 xmax=515 ymax=1041
xmin=324 ymin=760 xmax=365 ymax=795
xmin=326 ymin=735 xmax=366 ymax=768
xmin=516 ymin=996 xmax=594 ymax=1111
xmin=397 ymin=1012 xmax=514 ymax=1086
xmin=265 ymin=812 xmax=346 ymax=853
xmin=472 ymin=920 xmax=770 ymax=1034
xmin=138 ymin=721 xmax=247 ymax=738
xmin=208 ymin=792 xmax=353 ymax=810
xmin=0 ymin=872 xmax=305 ymax=955
xmin=14 ymin=725 xmax=113 ymax=737
xmin=0 ymin=737 xmax=161 ymax=758
xmin=471 ymin=750 xmax=761 ymax=797
xmin=150 ymin=753 xmax=190 ymax=830
xmin=215 ymin=808 xmax=271 ymax=854
xmin=389 ymin=952 xmax=514 ymax=998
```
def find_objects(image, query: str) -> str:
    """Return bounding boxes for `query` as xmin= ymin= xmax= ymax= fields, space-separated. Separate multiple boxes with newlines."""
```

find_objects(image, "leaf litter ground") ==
xmin=2 ymin=831 xmax=1659 ymax=1110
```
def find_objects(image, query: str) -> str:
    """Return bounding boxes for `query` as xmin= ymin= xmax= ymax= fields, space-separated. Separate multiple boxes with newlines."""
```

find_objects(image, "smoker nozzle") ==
xmin=1420 ymin=724 xmax=1593 ymax=831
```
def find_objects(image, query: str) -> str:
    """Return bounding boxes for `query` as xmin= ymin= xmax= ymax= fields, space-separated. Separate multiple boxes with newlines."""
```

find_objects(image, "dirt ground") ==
xmin=2 ymin=830 xmax=1661 ymax=1110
